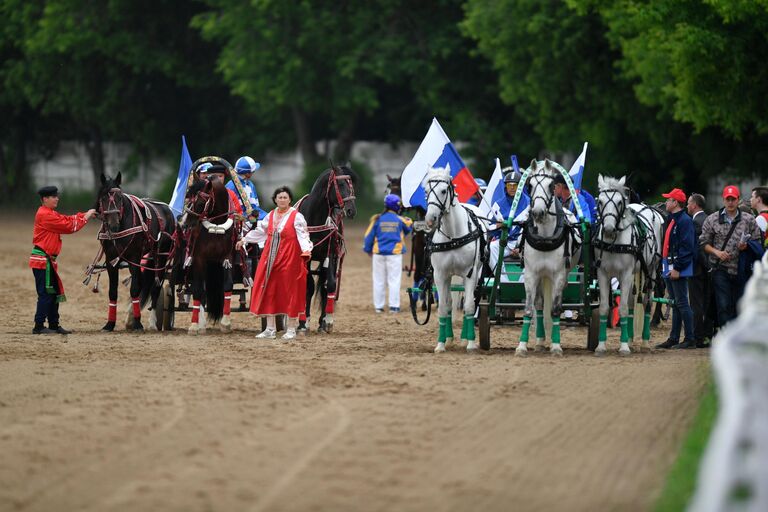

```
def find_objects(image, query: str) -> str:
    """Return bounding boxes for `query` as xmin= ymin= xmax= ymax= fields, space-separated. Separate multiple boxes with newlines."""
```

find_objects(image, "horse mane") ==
xmin=310 ymin=165 xmax=359 ymax=194
xmin=599 ymin=176 xmax=628 ymax=197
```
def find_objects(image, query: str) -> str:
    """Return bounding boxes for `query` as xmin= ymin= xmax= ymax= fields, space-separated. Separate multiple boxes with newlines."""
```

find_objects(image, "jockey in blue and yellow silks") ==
xmin=226 ymin=156 xmax=267 ymax=222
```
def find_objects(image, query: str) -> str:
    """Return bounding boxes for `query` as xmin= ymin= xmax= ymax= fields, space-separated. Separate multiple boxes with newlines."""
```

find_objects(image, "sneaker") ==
xmin=32 ymin=326 xmax=56 ymax=335
xmin=51 ymin=326 xmax=72 ymax=335
xmin=655 ymin=339 xmax=679 ymax=349
xmin=281 ymin=330 xmax=296 ymax=340
xmin=255 ymin=328 xmax=276 ymax=339
xmin=389 ymin=307 xmax=400 ymax=314
xmin=375 ymin=308 xmax=384 ymax=314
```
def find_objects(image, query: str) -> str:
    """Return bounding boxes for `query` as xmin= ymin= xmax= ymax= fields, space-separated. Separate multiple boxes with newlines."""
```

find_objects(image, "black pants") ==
xmin=33 ymin=268 xmax=60 ymax=327
xmin=689 ymin=272 xmax=713 ymax=342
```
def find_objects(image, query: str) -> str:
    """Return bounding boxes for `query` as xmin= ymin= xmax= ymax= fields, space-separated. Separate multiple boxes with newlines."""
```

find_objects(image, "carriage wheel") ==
xmin=479 ymin=305 xmax=491 ymax=350
xmin=587 ymin=308 xmax=601 ymax=351
xmin=161 ymin=283 xmax=174 ymax=331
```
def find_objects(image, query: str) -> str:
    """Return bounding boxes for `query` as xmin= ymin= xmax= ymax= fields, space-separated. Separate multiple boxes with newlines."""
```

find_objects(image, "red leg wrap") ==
xmin=223 ymin=292 xmax=232 ymax=316
xmin=325 ymin=295 xmax=336 ymax=314
xmin=191 ymin=299 xmax=201 ymax=323
xmin=299 ymin=312 xmax=307 ymax=322
xmin=108 ymin=303 xmax=117 ymax=322
xmin=131 ymin=297 xmax=141 ymax=319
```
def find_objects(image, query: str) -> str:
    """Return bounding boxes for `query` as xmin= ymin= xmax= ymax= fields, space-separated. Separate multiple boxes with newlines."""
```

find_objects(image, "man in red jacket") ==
xmin=29 ymin=186 xmax=96 ymax=334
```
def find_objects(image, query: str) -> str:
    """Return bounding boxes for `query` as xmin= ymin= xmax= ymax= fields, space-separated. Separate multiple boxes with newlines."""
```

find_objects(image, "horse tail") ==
xmin=205 ymin=262 xmax=225 ymax=323
xmin=139 ymin=268 xmax=155 ymax=309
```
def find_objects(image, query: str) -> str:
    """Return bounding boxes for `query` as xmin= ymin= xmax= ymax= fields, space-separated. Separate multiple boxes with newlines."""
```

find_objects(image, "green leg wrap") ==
xmin=536 ymin=309 xmax=545 ymax=339
xmin=627 ymin=308 xmax=635 ymax=339
xmin=438 ymin=316 xmax=448 ymax=343
xmin=599 ymin=314 xmax=608 ymax=342
xmin=445 ymin=317 xmax=454 ymax=340
xmin=642 ymin=313 xmax=651 ymax=341
xmin=520 ymin=316 xmax=532 ymax=342
xmin=463 ymin=314 xmax=476 ymax=341
xmin=551 ymin=317 xmax=561 ymax=344
xmin=620 ymin=317 xmax=629 ymax=343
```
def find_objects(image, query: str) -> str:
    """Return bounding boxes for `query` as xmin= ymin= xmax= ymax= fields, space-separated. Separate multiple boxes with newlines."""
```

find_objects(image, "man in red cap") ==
xmin=655 ymin=188 xmax=696 ymax=349
xmin=700 ymin=184 xmax=761 ymax=328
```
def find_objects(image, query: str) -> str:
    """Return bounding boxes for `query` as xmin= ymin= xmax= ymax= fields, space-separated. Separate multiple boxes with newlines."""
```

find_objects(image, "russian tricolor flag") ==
xmin=401 ymin=118 xmax=479 ymax=209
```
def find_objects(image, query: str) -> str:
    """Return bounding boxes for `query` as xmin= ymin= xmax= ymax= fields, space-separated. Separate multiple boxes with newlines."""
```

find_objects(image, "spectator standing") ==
xmin=687 ymin=193 xmax=713 ymax=347
xmin=656 ymin=188 xmax=696 ymax=349
xmin=30 ymin=186 xmax=97 ymax=334
xmin=700 ymin=185 xmax=761 ymax=327
xmin=751 ymin=186 xmax=768 ymax=247
xmin=363 ymin=194 xmax=413 ymax=313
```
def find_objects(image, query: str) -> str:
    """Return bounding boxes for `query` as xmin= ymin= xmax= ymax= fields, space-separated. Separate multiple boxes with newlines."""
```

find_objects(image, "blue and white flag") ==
xmin=401 ymin=118 xmax=478 ymax=209
xmin=169 ymin=135 xmax=193 ymax=218
xmin=479 ymin=158 xmax=505 ymax=221
xmin=568 ymin=142 xmax=588 ymax=190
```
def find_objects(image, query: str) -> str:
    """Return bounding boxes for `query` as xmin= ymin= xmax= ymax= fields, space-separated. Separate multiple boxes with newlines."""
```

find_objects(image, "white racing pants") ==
xmin=372 ymin=253 xmax=403 ymax=309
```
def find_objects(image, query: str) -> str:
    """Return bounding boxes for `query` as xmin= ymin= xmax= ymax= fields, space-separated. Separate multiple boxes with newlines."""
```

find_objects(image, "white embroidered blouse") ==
xmin=242 ymin=206 xmax=313 ymax=253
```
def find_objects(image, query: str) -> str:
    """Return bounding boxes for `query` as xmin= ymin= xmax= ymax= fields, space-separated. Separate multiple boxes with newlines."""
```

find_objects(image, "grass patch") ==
xmin=654 ymin=378 xmax=718 ymax=512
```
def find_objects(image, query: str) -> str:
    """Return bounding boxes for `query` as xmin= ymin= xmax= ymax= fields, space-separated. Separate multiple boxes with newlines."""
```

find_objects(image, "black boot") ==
xmin=33 ymin=324 xmax=56 ymax=334
xmin=50 ymin=325 xmax=72 ymax=335
xmin=673 ymin=339 xmax=697 ymax=349
xmin=655 ymin=339 xmax=679 ymax=349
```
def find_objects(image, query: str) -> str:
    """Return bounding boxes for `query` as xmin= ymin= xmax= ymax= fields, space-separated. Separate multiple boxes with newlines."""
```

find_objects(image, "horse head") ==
xmin=332 ymin=163 xmax=357 ymax=219
xmin=97 ymin=172 xmax=125 ymax=233
xmin=526 ymin=159 xmax=557 ymax=224
xmin=423 ymin=164 xmax=454 ymax=231
xmin=597 ymin=174 xmax=628 ymax=237
xmin=181 ymin=176 xmax=217 ymax=229
xmin=386 ymin=174 xmax=402 ymax=197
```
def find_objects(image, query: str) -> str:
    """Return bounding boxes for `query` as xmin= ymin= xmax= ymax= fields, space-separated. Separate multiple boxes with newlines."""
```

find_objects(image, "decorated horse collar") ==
xmin=523 ymin=198 xmax=569 ymax=251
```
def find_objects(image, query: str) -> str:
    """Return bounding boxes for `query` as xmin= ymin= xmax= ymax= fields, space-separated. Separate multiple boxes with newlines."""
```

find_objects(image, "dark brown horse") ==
xmin=95 ymin=173 xmax=177 ymax=332
xmin=178 ymin=173 xmax=239 ymax=334
xmin=297 ymin=164 xmax=357 ymax=333
xmin=386 ymin=174 xmax=429 ymax=310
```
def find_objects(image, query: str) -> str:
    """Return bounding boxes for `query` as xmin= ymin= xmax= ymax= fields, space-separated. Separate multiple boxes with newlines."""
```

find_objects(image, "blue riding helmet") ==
xmin=197 ymin=162 xmax=214 ymax=174
xmin=235 ymin=156 xmax=261 ymax=175
xmin=384 ymin=194 xmax=402 ymax=211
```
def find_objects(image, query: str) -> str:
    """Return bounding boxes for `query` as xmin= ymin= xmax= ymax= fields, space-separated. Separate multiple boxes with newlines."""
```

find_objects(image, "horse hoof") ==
xmin=619 ymin=349 xmax=631 ymax=357
xmin=550 ymin=346 xmax=563 ymax=357
xmin=466 ymin=341 xmax=479 ymax=351
xmin=594 ymin=349 xmax=607 ymax=357
xmin=188 ymin=326 xmax=199 ymax=336
xmin=534 ymin=344 xmax=546 ymax=352
xmin=515 ymin=347 xmax=528 ymax=358
xmin=434 ymin=342 xmax=446 ymax=353
xmin=220 ymin=324 xmax=232 ymax=333
xmin=102 ymin=322 xmax=115 ymax=332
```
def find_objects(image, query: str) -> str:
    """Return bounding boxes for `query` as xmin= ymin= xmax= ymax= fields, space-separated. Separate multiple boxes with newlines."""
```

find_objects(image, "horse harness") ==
xmin=519 ymin=198 xmax=580 ymax=268
xmin=424 ymin=176 xmax=487 ymax=279
xmin=96 ymin=189 xmax=176 ymax=270
xmin=593 ymin=193 xmax=660 ymax=282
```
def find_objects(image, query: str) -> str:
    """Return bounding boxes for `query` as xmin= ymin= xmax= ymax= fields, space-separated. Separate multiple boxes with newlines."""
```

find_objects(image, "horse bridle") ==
xmin=327 ymin=167 xmax=356 ymax=219
xmin=98 ymin=188 xmax=127 ymax=221
xmin=526 ymin=173 xmax=556 ymax=215
xmin=426 ymin=175 xmax=455 ymax=224
xmin=597 ymin=188 xmax=627 ymax=233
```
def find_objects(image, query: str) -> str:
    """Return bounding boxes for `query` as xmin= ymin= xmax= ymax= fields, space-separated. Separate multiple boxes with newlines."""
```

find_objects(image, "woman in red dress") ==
xmin=237 ymin=186 xmax=312 ymax=340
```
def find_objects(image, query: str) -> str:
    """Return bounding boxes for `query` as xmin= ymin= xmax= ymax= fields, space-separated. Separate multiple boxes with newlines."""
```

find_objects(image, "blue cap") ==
xmin=235 ymin=156 xmax=261 ymax=175
xmin=384 ymin=194 xmax=401 ymax=211
xmin=197 ymin=163 xmax=214 ymax=174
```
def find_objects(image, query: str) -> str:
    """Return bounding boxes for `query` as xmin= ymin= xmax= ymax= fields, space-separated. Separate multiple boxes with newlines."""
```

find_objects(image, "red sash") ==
xmin=662 ymin=219 xmax=676 ymax=258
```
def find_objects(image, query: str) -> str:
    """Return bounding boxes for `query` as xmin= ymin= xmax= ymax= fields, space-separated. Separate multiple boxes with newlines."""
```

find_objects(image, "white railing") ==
xmin=689 ymin=251 xmax=768 ymax=512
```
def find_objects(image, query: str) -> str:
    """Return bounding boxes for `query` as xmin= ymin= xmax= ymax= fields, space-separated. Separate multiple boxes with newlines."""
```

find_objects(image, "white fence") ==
xmin=689 ymin=251 xmax=768 ymax=512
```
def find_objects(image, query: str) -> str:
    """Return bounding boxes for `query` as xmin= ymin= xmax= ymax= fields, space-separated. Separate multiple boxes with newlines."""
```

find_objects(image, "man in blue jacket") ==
xmin=363 ymin=194 xmax=413 ymax=313
xmin=656 ymin=187 xmax=697 ymax=349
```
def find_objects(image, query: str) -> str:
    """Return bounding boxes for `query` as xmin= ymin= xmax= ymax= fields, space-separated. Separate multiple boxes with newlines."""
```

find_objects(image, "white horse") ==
xmin=423 ymin=165 xmax=488 ymax=353
xmin=593 ymin=175 xmax=664 ymax=356
xmin=516 ymin=159 xmax=582 ymax=357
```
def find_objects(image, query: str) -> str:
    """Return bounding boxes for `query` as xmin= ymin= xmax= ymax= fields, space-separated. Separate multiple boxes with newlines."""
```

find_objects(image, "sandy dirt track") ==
xmin=0 ymin=213 xmax=710 ymax=512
